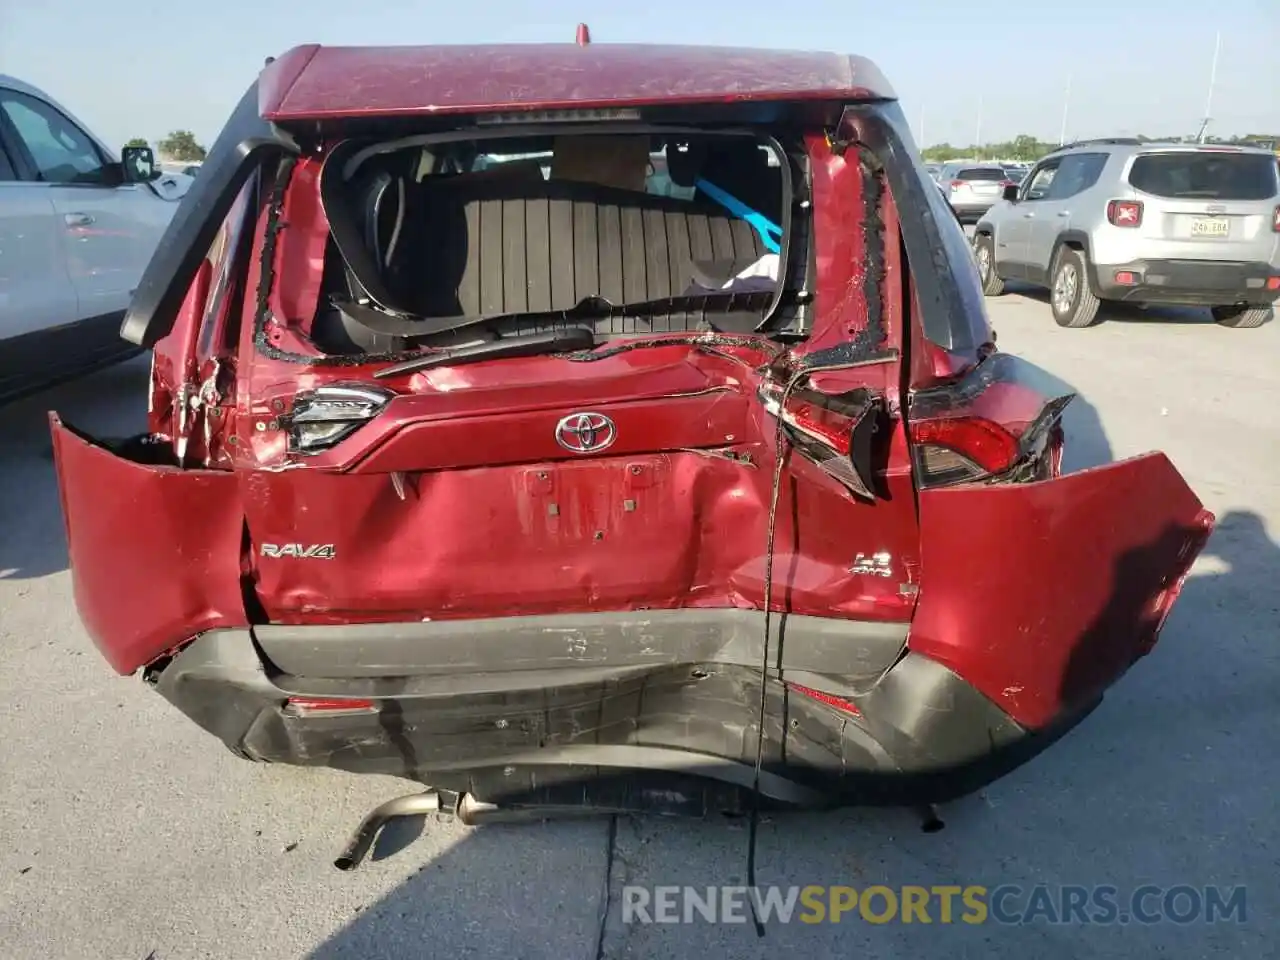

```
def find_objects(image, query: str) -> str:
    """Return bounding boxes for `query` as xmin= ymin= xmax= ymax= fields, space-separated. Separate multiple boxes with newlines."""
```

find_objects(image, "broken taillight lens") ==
xmin=758 ymin=381 xmax=882 ymax=500
xmin=286 ymin=383 xmax=394 ymax=455
xmin=908 ymin=353 xmax=1076 ymax=490
xmin=909 ymin=416 xmax=1020 ymax=487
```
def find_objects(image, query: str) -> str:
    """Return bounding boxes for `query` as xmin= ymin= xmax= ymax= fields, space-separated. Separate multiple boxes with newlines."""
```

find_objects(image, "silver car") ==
xmin=973 ymin=140 xmax=1280 ymax=328
xmin=936 ymin=162 xmax=1011 ymax=222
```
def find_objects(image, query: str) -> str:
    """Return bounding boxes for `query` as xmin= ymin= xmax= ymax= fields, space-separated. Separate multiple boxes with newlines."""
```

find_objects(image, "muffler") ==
xmin=333 ymin=790 xmax=443 ymax=871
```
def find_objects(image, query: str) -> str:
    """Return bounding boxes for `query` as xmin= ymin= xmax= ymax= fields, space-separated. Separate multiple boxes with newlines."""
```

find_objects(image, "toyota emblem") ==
xmin=555 ymin=412 xmax=616 ymax=454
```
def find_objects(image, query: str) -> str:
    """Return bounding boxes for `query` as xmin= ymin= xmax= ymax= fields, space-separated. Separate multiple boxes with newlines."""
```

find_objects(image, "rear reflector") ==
xmin=1107 ymin=199 xmax=1143 ymax=227
xmin=786 ymin=682 xmax=861 ymax=716
xmin=285 ymin=697 xmax=378 ymax=715
xmin=1114 ymin=270 xmax=1139 ymax=285
xmin=1267 ymin=277 xmax=1280 ymax=290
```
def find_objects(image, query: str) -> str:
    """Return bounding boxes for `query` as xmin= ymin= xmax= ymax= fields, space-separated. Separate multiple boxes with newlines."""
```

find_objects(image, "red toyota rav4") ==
xmin=51 ymin=41 xmax=1212 ymax=843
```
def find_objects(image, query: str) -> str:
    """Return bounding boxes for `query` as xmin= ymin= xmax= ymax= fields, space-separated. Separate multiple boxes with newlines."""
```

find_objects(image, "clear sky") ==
xmin=1 ymin=0 xmax=1276 ymax=153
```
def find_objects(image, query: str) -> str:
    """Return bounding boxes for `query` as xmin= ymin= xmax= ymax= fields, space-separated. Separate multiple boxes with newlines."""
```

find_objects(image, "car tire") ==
xmin=1210 ymin=304 xmax=1272 ymax=329
xmin=973 ymin=233 xmax=1005 ymax=296
xmin=1049 ymin=247 xmax=1101 ymax=328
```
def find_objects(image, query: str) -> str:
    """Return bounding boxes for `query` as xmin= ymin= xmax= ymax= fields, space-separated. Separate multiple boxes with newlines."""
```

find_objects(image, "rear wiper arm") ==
xmin=373 ymin=327 xmax=595 ymax=379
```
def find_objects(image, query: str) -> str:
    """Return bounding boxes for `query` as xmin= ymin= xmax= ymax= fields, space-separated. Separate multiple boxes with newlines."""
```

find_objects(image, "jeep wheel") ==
xmin=1211 ymin=304 xmax=1272 ymax=329
xmin=1050 ymin=248 xmax=1101 ymax=328
xmin=974 ymin=234 xmax=1005 ymax=296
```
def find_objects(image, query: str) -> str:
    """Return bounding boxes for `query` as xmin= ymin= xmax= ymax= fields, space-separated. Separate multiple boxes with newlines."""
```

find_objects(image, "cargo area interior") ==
xmin=312 ymin=130 xmax=808 ymax=355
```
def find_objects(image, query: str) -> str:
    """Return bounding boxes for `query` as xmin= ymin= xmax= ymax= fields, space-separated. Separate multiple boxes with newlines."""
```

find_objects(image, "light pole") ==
xmin=1197 ymin=31 xmax=1221 ymax=142
xmin=975 ymin=96 xmax=983 ymax=159
xmin=1059 ymin=73 xmax=1072 ymax=146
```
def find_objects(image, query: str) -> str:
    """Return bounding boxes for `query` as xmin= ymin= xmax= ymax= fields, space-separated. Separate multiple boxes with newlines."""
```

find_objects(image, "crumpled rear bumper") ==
xmin=148 ymin=613 xmax=1089 ymax=810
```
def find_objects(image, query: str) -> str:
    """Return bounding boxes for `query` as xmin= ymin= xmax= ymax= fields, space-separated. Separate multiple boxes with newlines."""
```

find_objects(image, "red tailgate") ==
xmin=909 ymin=453 xmax=1215 ymax=729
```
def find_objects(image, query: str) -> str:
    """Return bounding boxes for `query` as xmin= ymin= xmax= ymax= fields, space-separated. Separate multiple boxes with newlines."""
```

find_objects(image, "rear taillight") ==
xmin=1107 ymin=199 xmax=1143 ymax=227
xmin=949 ymin=179 xmax=964 ymax=190
xmin=1272 ymin=205 xmax=1280 ymax=232
xmin=908 ymin=416 xmax=1020 ymax=487
xmin=285 ymin=383 xmax=394 ymax=454
xmin=759 ymin=381 xmax=882 ymax=500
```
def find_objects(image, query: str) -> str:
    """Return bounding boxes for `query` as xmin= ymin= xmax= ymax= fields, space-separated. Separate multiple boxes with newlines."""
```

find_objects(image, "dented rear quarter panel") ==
xmin=909 ymin=452 xmax=1215 ymax=729
xmin=49 ymin=416 xmax=248 ymax=675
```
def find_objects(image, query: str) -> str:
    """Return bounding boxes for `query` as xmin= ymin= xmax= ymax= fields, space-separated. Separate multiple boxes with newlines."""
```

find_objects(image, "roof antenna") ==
xmin=576 ymin=23 xmax=591 ymax=45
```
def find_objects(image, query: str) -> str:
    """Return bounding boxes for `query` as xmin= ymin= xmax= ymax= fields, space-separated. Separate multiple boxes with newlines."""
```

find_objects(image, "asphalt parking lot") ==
xmin=1 ymin=289 xmax=1276 ymax=960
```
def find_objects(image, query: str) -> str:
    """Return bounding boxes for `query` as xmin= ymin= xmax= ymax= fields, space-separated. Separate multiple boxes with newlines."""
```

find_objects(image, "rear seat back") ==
xmin=385 ymin=176 xmax=770 ymax=319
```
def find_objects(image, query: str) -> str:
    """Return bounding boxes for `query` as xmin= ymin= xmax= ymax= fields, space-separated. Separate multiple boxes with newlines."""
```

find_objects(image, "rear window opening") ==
xmin=309 ymin=129 xmax=805 ymax=357
xmin=1127 ymin=151 xmax=1280 ymax=201
xmin=955 ymin=168 xmax=1007 ymax=181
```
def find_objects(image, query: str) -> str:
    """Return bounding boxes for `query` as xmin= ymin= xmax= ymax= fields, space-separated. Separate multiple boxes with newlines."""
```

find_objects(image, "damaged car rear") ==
xmin=51 ymin=41 xmax=1213 ymax=846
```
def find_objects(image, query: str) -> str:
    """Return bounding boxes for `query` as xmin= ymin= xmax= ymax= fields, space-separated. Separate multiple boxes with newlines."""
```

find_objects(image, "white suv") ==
xmin=0 ymin=75 xmax=191 ymax=403
xmin=973 ymin=139 xmax=1280 ymax=328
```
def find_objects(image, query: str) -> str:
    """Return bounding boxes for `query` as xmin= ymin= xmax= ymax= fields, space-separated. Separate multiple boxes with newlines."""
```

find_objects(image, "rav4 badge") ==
xmin=260 ymin=543 xmax=336 ymax=560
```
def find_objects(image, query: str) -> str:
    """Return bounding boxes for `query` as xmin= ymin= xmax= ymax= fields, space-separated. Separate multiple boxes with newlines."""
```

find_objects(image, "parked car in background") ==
xmin=936 ymin=162 xmax=1013 ymax=222
xmin=0 ymin=75 xmax=192 ymax=403
xmin=973 ymin=138 xmax=1280 ymax=327
xmin=49 ymin=40 xmax=1210 ymax=852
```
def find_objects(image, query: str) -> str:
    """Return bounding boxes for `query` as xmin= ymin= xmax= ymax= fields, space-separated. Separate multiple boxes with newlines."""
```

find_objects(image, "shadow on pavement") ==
xmin=1002 ymin=283 xmax=1215 ymax=326
xmin=0 ymin=355 xmax=149 ymax=580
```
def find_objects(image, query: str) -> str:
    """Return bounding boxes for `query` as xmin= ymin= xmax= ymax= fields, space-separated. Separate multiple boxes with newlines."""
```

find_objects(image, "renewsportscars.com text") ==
xmin=621 ymin=884 xmax=1247 ymax=926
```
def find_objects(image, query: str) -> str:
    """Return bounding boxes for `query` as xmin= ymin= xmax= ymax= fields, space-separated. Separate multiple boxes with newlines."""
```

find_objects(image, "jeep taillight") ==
xmin=759 ymin=381 xmax=882 ymax=500
xmin=1107 ymin=199 xmax=1143 ymax=227
xmin=1272 ymin=205 xmax=1280 ymax=232
xmin=909 ymin=417 xmax=1020 ymax=487
xmin=286 ymin=383 xmax=393 ymax=454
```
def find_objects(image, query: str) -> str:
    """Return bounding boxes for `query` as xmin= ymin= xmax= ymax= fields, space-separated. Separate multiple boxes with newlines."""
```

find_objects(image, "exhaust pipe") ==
xmin=917 ymin=803 xmax=945 ymax=834
xmin=455 ymin=792 xmax=619 ymax=826
xmin=333 ymin=790 xmax=442 ymax=871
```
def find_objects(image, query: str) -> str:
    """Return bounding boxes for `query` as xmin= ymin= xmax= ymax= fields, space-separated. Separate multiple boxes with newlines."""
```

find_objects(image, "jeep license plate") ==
xmin=1190 ymin=217 xmax=1230 ymax=238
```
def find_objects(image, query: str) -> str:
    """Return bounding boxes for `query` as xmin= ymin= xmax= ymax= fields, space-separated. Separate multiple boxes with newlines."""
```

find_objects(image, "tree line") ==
xmin=922 ymin=133 xmax=1280 ymax=163
xmin=123 ymin=130 xmax=207 ymax=162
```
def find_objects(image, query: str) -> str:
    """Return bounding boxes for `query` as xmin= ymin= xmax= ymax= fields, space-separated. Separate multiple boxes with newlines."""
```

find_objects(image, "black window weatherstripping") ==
xmin=119 ymin=81 xmax=301 ymax=349
xmin=838 ymin=102 xmax=987 ymax=356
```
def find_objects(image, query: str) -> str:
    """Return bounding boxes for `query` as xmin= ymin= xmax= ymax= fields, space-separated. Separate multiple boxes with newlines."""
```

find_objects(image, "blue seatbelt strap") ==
xmin=694 ymin=178 xmax=782 ymax=253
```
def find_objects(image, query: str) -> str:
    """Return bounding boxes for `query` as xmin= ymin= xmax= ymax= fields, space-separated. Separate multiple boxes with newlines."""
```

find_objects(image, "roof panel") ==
xmin=260 ymin=43 xmax=895 ymax=121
